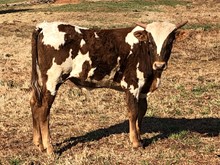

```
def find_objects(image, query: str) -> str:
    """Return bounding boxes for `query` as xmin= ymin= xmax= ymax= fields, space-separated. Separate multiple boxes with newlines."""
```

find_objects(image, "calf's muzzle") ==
xmin=153 ymin=61 xmax=166 ymax=70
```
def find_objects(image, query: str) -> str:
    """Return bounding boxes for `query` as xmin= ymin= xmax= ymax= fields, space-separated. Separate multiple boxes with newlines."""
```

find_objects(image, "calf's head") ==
xmin=136 ymin=21 xmax=188 ymax=71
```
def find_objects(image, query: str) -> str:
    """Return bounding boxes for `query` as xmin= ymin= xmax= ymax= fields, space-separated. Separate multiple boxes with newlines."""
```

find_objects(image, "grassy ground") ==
xmin=0 ymin=0 xmax=220 ymax=164
xmin=0 ymin=0 xmax=27 ymax=5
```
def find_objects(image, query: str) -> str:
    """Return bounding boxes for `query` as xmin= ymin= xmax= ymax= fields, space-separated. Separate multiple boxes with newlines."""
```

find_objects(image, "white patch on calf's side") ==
xmin=46 ymin=51 xmax=73 ymax=95
xmin=46 ymin=60 xmax=62 ymax=95
xmin=37 ymin=22 xmax=67 ymax=50
xmin=146 ymin=22 xmax=176 ymax=55
xmin=125 ymin=26 xmax=144 ymax=49
xmin=70 ymin=48 xmax=92 ymax=78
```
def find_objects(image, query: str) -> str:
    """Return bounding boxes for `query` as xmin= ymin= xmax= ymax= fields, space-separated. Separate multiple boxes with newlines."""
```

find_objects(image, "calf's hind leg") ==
xmin=40 ymin=89 xmax=56 ymax=154
xmin=30 ymin=91 xmax=44 ymax=152
xmin=30 ymin=87 xmax=57 ymax=154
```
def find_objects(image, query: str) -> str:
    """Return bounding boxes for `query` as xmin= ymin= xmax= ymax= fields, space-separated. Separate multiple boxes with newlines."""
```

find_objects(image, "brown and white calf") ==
xmin=30 ymin=21 xmax=187 ymax=154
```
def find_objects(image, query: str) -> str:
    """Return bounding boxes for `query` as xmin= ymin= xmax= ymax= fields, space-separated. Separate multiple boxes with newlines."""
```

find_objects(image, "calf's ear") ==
xmin=175 ymin=30 xmax=188 ymax=41
xmin=173 ymin=21 xmax=188 ymax=41
xmin=134 ymin=30 xmax=148 ymax=41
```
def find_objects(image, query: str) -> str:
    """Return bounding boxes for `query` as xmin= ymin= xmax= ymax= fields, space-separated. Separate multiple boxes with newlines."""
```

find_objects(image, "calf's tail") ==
xmin=31 ymin=28 xmax=42 ymax=106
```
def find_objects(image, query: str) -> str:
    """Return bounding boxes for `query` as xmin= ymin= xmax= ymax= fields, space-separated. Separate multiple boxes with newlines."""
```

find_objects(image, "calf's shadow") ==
xmin=56 ymin=117 xmax=220 ymax=155
xmin=0 ymin=9 xmax=31 ymax=14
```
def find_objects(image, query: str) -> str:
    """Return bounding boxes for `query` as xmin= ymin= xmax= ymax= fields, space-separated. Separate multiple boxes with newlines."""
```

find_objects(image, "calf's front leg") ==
xmin=126 ymin=92 xmax=142 ymax=148
xmin=136 ymin=98 xmax=147 ymax=141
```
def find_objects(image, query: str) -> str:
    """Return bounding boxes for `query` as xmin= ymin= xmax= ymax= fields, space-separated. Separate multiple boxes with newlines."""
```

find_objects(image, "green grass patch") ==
xmin=45 ymin=1 xmax=149 ymax=12
xmin=191 ymin=83 xmax=219 ymax=96
xmin=9 ymin=157 xmax=22 ymax=165
xmin=169 ymin=130 xmax=189 ymax=140
xmin=191 ymin=86 xmax=207 ymax=95
xmin=41 ymin=0 xmax=190 ymax=13
xmin=151 ymin=0 xmax=190 ymax=7
xmin=0 ymin=0 xmax=26 ymax=4
xmin=185 ymin=23 xmax=220 ymax=30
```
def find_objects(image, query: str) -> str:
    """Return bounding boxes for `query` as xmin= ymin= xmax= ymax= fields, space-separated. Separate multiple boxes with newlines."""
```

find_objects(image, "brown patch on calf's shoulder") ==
xmin=118 ymin=30 xmax=155 ymax=91
xmin=123 ymin=53 xmax=138 ymax=89
xmin=58 ymin=24 xmax=80 ymax=39
xmin=58 ymin=24 xmax=83 ymax=58
xmin=127 ymin=32 xmax=157 ymax=95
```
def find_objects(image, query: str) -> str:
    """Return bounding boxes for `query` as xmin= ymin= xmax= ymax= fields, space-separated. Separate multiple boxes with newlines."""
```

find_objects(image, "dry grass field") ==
xmin=0 ymin=0 xmax=219 ymax=164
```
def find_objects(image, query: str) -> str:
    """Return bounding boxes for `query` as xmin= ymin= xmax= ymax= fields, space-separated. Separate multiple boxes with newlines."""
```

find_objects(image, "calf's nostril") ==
xmin=159 ymin=63 xmax=165 ymax=69
xmin=153 ymin=62 xmax=166 ymax=70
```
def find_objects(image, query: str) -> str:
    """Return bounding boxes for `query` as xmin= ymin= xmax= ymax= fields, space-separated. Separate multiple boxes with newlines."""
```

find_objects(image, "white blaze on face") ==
xmin=125 ymin=26 xmax=144 ymax=49
xmin=37 ymin=22 xmax=67 ymax=50
xmin=46 ymin=52 xmax=72 ymax=95
xmin=146 ymin=22 xmax=176 ymax=55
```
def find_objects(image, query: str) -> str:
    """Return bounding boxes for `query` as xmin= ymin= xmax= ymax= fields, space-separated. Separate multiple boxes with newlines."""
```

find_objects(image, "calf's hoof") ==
xmin=46 ymin=144 xmax=54 ymax=155
xmin=33 ymin=141 xmax=44 ymax=152
xmin=132 ymin=141 xmax=143 ymax=148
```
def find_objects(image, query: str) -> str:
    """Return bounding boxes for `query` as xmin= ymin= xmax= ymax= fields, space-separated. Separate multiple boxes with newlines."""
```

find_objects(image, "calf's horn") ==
xmin=176 ymin=21 xmax=188 ymax=29
xmin=135 ymin=22 xmax=147 ymax=29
